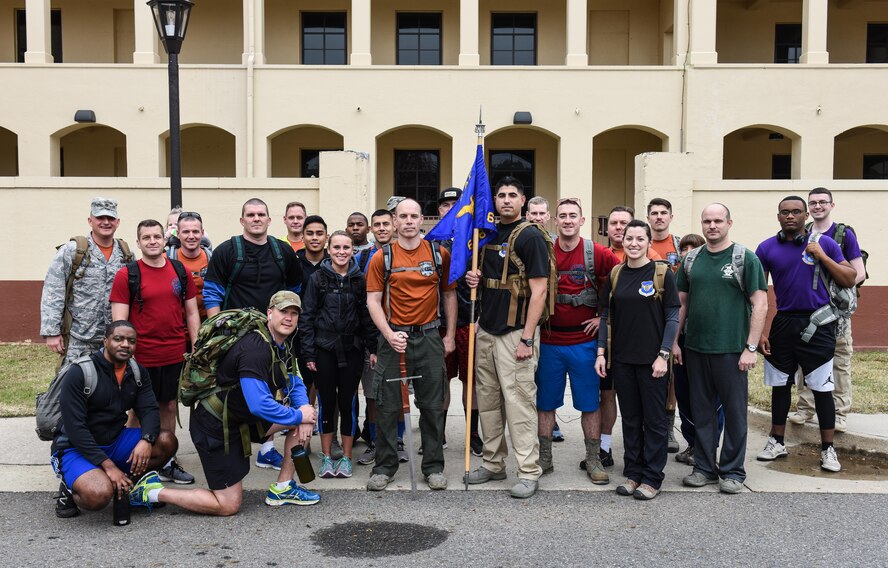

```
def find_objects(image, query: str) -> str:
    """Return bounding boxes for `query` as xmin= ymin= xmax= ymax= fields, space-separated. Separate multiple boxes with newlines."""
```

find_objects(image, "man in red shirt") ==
xmin=111 ymin=219 xmax=200 ymax=484
xmin=537 ymin=199 xmax=619 ymax=483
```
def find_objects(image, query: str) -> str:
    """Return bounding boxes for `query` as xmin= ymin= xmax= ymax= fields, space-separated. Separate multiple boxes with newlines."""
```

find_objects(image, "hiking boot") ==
xmin=788 ymin=410 xmax=814 ymax=425
xmin=265 ymin=481 xmax=320 ymax=506
xmin=538 ymin=436 xmax=554 ymax=475
xmin=633 ymin=483 xmax=659 ymax=501
xmin=835 ymin=416 xmax=847 ymax=433
xmin=256 ymin=447 xmax=284 ymax=470
xmin=667 ymin=412 xmax=679 ymax=453
xmin=510 ymin=479 xmax=538 ymax=499
xmin=820 ymin=446 xmax=841 ymax=472
xmin=580 ymin=448 xmax=614 ymax=471
xmin=584 ymin=439 xmax=610 ymax=485
xmin=397 ymin=439 xmax=409 ymax=463
xmin=331 ymin=438 xmax=344 ymax=460
xmin=616 ymin=479 xmax=640 ymax=497
xmin=55 ymin=482 xmax=79 ymax=518
xmin=129 ymin=471 xmax=164 ymax=510
xmin=470 ymin=434 xmax=483 ymax=457
xmin=158 ymin=458 xmax=195 ymax=485
xmin=552 ymin=424 xmax=565 ymax=442
xmin=682 ymin=471 xmax=719 ymax=488
xmin=319 ymin=455 xmax=336 ymax=478
xmin=366 ymin=473 xmax=392 ymax=491
xmin=357 ymin=444 xmax=376 ymax=465
xmin=719 ymin=478 xmax=744 ymax=494
xmin=425 ymin=472 xmax=448 ymax=490
xmin=676 ymin=445 xmax=695 ymax=466
xmin=756 ymin=437 xmax=788 ymax=461
xmin=465 ymin=467 xmax=507 ymax=485
xmin=334 ymin=457 xmax=353 ymax=478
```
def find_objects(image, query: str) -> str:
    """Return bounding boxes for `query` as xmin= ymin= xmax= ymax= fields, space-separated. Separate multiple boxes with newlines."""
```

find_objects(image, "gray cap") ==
xmin=386 ymin=195 xmax=407 ymax=212
xmin=90 ymin=197 xmax=119 ymax=219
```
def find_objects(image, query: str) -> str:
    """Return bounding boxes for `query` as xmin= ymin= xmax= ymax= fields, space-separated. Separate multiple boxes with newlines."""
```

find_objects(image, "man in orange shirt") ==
xmin=365 ymin=198 xmax=456 ymax=492
xmin=282 ymin=201 xmax=307 ymax=252
xmin=648 ymin=198 xmax=682 ymax=270
xmin=167 ymin=211 xmax=212 ymax=320
xmin=608 ymin=206 xmax=662 ymax=263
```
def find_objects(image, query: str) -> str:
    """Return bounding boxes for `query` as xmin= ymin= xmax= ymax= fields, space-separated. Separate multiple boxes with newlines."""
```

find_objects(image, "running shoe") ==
xmin=129 ymin=471 xmax=164 ymax=510
xmin=821 ymin=446 xmax=841 ymax=472
xmin=318 ymin=455 xmax=336 ymax=478
xmin=55 ymin=482 xmax=79 ymax=518
xmin=334 ymin=457 xmax=353 ymax=478
xmin=675 ymin=446 xmax=695 ymax=466
xmin=397 ymin=439 xmax=409 ymax=463
xmin=552 ymin=424 xmax=565 ymax=442
xmin=331 ymin=438 xmax=344 ymax=460
xmin=265 ymin=481 xmax=320 ymax=506
xmin=357 ymin=444 xmax=376 ymax=465
xmin=256 ymin=447 xmax=284 ymax=470
xmin=158 ymin=458 xmax=195 ymax=484
xmin=756 ymin=437 xmax=788 ymax=461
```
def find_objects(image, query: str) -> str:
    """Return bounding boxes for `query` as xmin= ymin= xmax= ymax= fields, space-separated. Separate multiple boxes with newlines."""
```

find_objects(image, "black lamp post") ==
xmin=148 ymin=0 xmax=194 ymax=209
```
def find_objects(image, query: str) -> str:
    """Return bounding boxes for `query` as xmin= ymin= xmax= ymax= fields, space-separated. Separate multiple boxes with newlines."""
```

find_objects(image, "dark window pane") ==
xmin=303 ymin=50 xmax=324 ymax=64
xmin=302 ymin=12 xmax=346 ymax=65
xmin=863 ymin=155 xmax=888 ymax=179
xmin=399 ymin=50 xmax=419 ymax=65
xmin=867 ymin=23 xmax=888 ymax=63
xmin=493 ymin=35 xmax=512 ymax=51
xmin=420 ymin=34 xmax=439 ymax=50
xmin=397 ymin=13 xmax=441 ymax=66
xmin=394 ymin=150 xmax=440 ymax=214
xmin=303 ymin=34 xmax=323 ymax=50
xmin=326 ymin=34 xmax=345 ymax=50
xmin=514 ymin=35 xmax=534 ymax=52
xmin=400 ymin=34 xmax=418 ymax=50
xmin=774 ymin=23 xmax=801 ymax=64
xmin=771 ymin=154 xmax=792 ymax=180
xmin=491 ymin=13 xmax=535 ymax=66
xmin=301 ymin=149 xmax=321 ymax=178
xmin=327 ymin=51 xmax=346 ymax=65
xmin=514 ymin=50 xmax=534 ymax=65
xmin=419 ymin=50 xmax=439 ymax=65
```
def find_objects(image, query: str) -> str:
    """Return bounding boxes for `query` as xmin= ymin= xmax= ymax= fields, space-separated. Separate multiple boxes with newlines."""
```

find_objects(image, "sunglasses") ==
xmin=557 ymin=197 xmax=582 ymax=207
xmin=178 ymin=211 xmax=202 ymax=222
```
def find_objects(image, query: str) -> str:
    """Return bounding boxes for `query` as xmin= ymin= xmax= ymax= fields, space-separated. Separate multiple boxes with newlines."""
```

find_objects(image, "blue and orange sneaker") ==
xmin=265 ymin=481 xmax=320 ymax=507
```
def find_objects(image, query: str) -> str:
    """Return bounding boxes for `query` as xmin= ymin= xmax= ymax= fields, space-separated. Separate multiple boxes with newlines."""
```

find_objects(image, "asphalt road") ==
xmin=1 ymin=490 xmax=885 ymax=567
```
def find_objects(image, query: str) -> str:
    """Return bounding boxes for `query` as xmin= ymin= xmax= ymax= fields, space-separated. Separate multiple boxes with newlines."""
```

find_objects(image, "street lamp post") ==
xmin=148 ymin=0 xmax=194 ymax=209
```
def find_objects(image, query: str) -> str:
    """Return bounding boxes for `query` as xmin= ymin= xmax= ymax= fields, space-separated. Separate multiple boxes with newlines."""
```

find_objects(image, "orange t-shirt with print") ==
xmin=366 ymin=241 xmax=455 ymax=327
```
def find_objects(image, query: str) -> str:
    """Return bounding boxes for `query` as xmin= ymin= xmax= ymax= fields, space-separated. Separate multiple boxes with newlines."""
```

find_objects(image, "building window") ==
xmin=394 ymin=150 xmax=440 ymax=216
xmin=15 ymin=9 xmax=63 ymax=63
xmin=301 ymin=149 xmax=324 ymax=178
xmin=771 ymin=154 xmax=791 ymax=180
xmin=774 ymin=23 xmax=801 ymax=64
xmin=302 ymin=12 xmax=346 ymax=65
xmin=866 ymin=23 xmax=888 ymax=63
xmin=489 ymin=150 xmax=535 ymax=211
xmin=397 ymin=13 xmax=442 ymax=65
xmin=491 ymin=13 xmax=536 ymax=66
xmin=863 ymin=155 xmax=888 ymax=179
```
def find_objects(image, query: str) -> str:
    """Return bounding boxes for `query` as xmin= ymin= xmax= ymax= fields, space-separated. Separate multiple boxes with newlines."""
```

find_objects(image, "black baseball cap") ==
xmin=438 ymin=187 xmax=462 ymax=204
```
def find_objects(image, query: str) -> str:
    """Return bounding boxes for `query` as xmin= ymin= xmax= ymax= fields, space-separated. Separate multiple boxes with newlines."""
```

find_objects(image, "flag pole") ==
xmin=464 ymin=110 xmax=484 ymax=490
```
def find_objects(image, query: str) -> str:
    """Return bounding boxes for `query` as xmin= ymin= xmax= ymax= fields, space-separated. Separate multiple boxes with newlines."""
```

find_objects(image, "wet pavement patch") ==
xmin=311 ymin=521 xmax=449 ymax=558
xmin=766 ymin=443 xmax=888 ymax=480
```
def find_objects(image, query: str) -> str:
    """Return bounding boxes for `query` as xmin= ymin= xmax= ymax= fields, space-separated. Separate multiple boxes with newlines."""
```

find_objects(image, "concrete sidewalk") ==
xmin=2 ymin=381 xmax=886 ymax=495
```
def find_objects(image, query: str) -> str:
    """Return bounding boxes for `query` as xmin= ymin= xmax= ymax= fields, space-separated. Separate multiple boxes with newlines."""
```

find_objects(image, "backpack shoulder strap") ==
xmin=382 ymin=244 xmax=394 ymax=321
xmin=116 ymin=239 xmax=134 ymax=263
xmin=267 ymin=236 xmax=287 ymax=277
xmin=653 ymin=261 xmax=669 ymax=301
xmin=169 ymin=258 xmax=189 ymax=306
xmin=503 ymin=221 xmax=532 ymax=283
xmin=69 ymin=236 xmax=91 ymax=277
xmin=672 ymin=234 xmax=681 ymax=255
xmin=74 ymin=357 xmax=98 ymax=397
xmin=731 ymin=243 xmax=747 ymax=294
xmin=429 ymin=240 xmax=443 ymax=283
xmin=682 ymin=245 xmax=704 ymax=283
xmin=126 ymin=261 xmax=143 ymax=313
xmin=224 ymin=236 xmax=246 ymax=311
xmin=808 ymin=233 xmax=823 ymax=290
xmin=127 ymin=359 xmax=142 ymax=387
xmin=833 ymin=223 xmax=847 ymax=249
xmin=203 ymin=245 xmax=213 ymax=261
xmin=583 ymin=238 xmax=595 ymax=285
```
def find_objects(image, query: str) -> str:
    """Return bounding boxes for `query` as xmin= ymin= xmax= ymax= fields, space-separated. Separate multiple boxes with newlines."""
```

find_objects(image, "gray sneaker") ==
xmin=675 ymin=446 xmax=695 ymax=466
xmin=425 ymin=472 xmax=448 ymax=490
xmin=357 ymin=443 xmax=376 ymax=465
xmin=756 ymin=436 xmax=788 ymax=461
xmin=719 ymin=478 xmax=744 ymax=494
xmin=820 ymin=446 xmax=841 ymax=472
xmin=158 ymin=458 xmax=195 ymax=485
xmin=465 ymin=467 xmax=507 ymax=485
xmin=366 ymin=473 xmax=392 ymax=491
xmin=509 ymin=479 xmax=538 ymax=499
xmin=682 ymin=471 xmax=719 ymax=488
xmin=331 ymin=438 xmax=344 ymax=460
xmin=397 ymin=439 xmax=409 ymax=463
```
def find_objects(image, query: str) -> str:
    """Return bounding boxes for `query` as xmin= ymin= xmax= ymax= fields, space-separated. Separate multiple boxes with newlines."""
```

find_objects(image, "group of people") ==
xmin=40 ymin=180 xmax=864 ymax=518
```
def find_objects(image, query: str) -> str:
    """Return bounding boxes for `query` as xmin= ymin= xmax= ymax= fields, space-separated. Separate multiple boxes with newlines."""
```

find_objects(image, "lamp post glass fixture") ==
xmin=148 ymin=0 xmax=194 ymax=209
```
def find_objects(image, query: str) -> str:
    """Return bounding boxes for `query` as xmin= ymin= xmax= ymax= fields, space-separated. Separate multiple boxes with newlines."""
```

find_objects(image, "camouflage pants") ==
xmin=56 ymin=337 xmax=104 ymax=378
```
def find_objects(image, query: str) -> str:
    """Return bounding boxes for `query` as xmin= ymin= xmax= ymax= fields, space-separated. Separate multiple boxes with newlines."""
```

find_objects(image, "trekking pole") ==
xmin=399 ymin=352 xmax=419 ymax=497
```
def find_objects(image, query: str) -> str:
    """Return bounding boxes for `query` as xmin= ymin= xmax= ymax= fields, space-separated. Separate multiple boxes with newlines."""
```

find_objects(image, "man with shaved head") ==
xmin=674 ymin=203 xmax=768 ymax=495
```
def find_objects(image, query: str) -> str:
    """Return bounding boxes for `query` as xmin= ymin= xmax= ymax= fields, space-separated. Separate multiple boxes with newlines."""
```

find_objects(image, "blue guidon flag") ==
xmin=426 ymin=144 xmax=498 ymax=284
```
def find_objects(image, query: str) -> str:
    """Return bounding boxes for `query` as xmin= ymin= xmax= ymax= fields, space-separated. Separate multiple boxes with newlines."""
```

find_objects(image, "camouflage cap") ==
xmin=268 ymin=290 xmax=302 ymax=312
xmin=386 ymin=195 xmax=407 ymax=212
xmin=90 ymin=197 xmax=119 ymax=219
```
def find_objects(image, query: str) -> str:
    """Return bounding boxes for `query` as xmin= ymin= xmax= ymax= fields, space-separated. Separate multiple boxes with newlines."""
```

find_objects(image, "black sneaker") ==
xmin=55 ymin=482 xmax=79 ymax=518
xmin=470 ymin=434 xmax=483 ymax=457
xmin=158 ymin=458 xmax=195 ymax=484
xmin=579 ymin=449 xmax=614 ymax=471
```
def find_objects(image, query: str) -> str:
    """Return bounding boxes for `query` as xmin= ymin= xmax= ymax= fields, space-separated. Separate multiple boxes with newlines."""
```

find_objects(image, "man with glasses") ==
xmin=789 ymin=188 xmax=866 ymax=432
xmin=167 ymin=211 xmax=213 ymax=321
xmin=536 ymin=198 xmax=618 ymax=484
xmin=754 ymin=197 xmax=857 ymax=473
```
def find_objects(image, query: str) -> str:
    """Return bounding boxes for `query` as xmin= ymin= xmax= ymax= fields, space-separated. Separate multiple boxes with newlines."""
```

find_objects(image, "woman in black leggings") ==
xmin=301 ymin=231 xmax=378 ymax=478
xmin=595 ymin=220 xmax=680 ymax=500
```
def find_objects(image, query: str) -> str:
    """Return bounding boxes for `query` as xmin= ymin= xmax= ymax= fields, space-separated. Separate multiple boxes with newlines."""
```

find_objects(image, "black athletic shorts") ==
xmin=147 ymin=362 xmax=184 ymax=403
xmin=190 ymin=407 xmax=251 ymax=490
xmin=764 ymin=312 xmax=836 ymax=392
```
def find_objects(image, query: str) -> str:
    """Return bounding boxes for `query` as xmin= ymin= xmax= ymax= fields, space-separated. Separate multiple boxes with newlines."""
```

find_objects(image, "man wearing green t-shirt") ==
xmin=674 ymin=203 xmax=768 ymax=495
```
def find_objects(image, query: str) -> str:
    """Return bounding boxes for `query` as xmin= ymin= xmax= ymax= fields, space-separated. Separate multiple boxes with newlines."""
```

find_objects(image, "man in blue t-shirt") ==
xmin=789 ymin=188 xmax=866 ymax=432
xmin=755 ymin=196 xmax=857 ymax=473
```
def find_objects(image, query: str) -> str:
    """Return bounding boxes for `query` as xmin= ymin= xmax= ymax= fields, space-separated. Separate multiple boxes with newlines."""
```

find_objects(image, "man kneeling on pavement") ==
xmin=52 ymin=291 xmax=319 ymax=518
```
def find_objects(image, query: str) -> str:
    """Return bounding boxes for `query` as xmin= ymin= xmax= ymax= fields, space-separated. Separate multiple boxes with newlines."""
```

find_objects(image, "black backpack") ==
xmin=126 ymin=259 xmax=189 ymax=313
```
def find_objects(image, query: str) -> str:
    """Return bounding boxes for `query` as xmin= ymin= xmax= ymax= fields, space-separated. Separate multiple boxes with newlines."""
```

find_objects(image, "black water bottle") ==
xmin=291 ymin=445 xmax=315 ymax=484
xmin=113 ymin=490 xmax=130 ymax=526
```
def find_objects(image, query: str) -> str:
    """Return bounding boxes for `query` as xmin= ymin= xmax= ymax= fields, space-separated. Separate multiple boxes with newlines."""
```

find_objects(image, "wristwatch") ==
xmin=746 ymin=343 xmax=758 ymax=353
xmin=657 ymin=350 xmax=670 ymax=361
xmin=141 ymin=433 xmax=157 ymax=445
xmin=520 ymin=337 xmax=534 ymax=347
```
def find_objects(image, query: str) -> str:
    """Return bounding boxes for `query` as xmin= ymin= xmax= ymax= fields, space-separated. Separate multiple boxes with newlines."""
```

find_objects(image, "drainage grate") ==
xmin=311 ymin=521 xmax=449 ymax=558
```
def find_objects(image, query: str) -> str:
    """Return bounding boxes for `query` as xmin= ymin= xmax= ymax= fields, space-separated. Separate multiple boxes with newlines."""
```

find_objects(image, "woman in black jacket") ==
xmin=301 ymin=231 xmax=378 ymax=479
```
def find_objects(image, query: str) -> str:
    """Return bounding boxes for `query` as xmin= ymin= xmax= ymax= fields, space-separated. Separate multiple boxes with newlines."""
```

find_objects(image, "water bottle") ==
xmin=113 ymin=490 xmax=130 ymax=526
xmin=291 ymin=445 xmax=315 ymax=484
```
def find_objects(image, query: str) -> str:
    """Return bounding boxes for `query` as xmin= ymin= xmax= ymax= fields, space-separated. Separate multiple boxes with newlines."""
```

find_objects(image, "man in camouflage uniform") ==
xmin=40 ymin=198 xmax=132 ymax=373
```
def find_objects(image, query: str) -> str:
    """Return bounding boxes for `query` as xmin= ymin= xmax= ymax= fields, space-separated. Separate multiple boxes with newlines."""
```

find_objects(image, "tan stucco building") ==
xmin=1 ymin=0 xmax=885 ymax=345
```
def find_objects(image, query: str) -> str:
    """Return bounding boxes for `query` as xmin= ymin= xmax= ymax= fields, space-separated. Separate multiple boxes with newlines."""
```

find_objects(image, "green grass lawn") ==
xmin=1 ymin=343 xmax=886 ymax=417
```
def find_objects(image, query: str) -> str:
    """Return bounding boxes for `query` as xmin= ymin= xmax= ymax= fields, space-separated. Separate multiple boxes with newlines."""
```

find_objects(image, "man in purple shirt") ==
xmin=789 ymin=188 xmax=866 ymax=432
xmin=755 ymin=196 xmax=857 ymax=473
